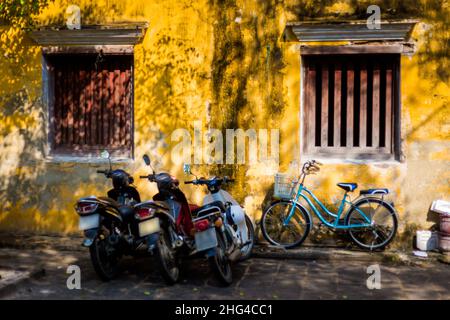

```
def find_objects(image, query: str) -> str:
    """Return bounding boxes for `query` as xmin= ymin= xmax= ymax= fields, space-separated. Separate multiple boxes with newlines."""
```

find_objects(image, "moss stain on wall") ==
xmin=0 ymin=1 xmax=448 ymax=248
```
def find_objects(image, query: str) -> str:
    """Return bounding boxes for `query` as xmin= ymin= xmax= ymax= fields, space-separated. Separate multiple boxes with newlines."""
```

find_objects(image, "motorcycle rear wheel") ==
xmin=89 ymin=236 xmax=120 ymax=281
xmin=155 ymin=228 xmax=181 ymax=285
xmin=208 ymin=230 xmax=233 ymax=286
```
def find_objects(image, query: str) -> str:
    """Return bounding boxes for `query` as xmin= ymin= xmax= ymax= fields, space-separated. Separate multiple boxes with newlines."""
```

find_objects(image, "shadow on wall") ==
xmin=206 ymin=0 xmax=287 ymax=202
xmin=0 ymin=0 xmax=214 ymax=232
xmin=285 ymin=0 xmax=449 ymax=88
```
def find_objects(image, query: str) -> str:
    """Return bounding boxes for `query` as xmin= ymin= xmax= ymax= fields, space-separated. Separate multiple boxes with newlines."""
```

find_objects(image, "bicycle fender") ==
xmin=345 ymin=196 xmax=398 ymax=223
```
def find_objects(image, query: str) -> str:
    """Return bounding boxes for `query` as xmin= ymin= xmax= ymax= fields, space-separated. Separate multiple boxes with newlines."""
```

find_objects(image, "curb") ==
xmin=251 ymin=245 xmax=433 ymax=266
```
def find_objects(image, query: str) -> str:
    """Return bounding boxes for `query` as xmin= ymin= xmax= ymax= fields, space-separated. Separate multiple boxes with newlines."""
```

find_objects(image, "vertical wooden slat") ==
xmin=102 ymin=69 xmax=109 ymax=146
xmin=68 ymin=66 xmax=74 ymax=145
xmin=119 ymin=68 xmax=127 ymax=147
xmin=79 ymin=67 xmax=86 ymax=146
xmin=85 ymin=67 xmax=92 ymax=146
xmin=303 ymin=59 xmax=309 ymax=153
xmin=63 ymin=64 xmax=69 ymax=145
xmin=321 ymin=64 xmax=328 ymax=147
xmin=333 ymin=63 xmax=341 ymax=147
xmin=54 ymin=69 xmax=62 ymax=146
xmin=372 ymin=63 xmax=380 ymax=148
xmin=91 ymin=68 xmax=98 ymax=146
xmin=124 ymin=66 xmax=132 ymax=148
xmin=305 ymin=60 xmax=316 ymax=153
xmin=346 ymin=63 xmax=354 ymax=147
xmin=72 ymin=62 xmax=79 ymax=146
xmin=359 ymin=62 xmax=367 ymax=148
xmin=108 ymin=69 xmax=115 ymax=146
xmin=385 ymin=65 xmax=393 ymax=152
xmin=97 ymin=70 xmax=104 ymax=145
xmin=114 ymin=66 xmax=121 ymax=146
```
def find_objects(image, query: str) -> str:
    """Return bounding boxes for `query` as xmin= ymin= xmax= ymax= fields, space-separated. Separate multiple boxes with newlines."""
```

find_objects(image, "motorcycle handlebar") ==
xmin=184 ymin=177 xmax=235 ymax=186
xmin=97 ymin=170 xmax=110 ymax=177
xmin=140 ymin=174 xmax=156 ymax=182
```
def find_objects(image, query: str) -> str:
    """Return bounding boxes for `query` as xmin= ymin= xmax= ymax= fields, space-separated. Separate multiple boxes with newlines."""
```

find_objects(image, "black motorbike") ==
xmin=139 ymin=154 xmax=246 ymax=286
xmin=137 ymin=154 xmax=187 ymax=284
xmin=75 ymin=151 xmax=163 ymax=281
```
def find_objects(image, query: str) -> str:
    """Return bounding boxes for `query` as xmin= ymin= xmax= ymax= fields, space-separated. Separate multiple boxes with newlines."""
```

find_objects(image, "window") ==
xmin=302 ymin=54 xmax=400 ymax=160
xmin=46 ymin=53 xmax=133 ymax=157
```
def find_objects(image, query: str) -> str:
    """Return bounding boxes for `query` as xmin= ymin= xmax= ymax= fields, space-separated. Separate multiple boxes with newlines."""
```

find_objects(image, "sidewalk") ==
xmin=1 ymin=231 xmax=448 ymax=265
xmin=0 ymin=232 xmax=449 ymax=299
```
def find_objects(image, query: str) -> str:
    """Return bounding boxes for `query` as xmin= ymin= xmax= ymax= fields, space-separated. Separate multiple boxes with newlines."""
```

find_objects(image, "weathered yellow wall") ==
xmin=0 ymin=1 xmax=448 ymax=245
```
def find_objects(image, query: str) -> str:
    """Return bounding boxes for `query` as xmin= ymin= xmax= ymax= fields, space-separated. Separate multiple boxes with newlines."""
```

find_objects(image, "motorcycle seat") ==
xmin=191 ymin=201 xmax=225 ymax=217
xmin=118 ymin=205 xmax=135 ymax=220
xmin=97 ymin=197 xmax=121 ymax=207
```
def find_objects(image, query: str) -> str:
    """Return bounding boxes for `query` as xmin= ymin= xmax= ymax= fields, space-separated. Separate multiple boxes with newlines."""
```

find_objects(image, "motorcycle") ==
xmin=74 ymin=150 xmax=162 ymax=281
xmin=139 ymin=154 xmax=254 ymax=285
xmin=183 ymin=164 xmax=255 ymax=281
xmin=136 ymin=154 xmax=186 ymax=284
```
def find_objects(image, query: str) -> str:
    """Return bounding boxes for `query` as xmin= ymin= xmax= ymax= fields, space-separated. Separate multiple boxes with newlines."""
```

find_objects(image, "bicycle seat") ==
xmin=360 ymin=188 xmax=389 ymax=195
xmin=337 ymin=183 xmax=358 ymax=192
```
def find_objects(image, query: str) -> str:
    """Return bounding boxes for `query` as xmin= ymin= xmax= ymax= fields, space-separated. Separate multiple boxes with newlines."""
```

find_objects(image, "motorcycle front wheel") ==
xmin=239 ymin=214 xmax=255 ymax=261
xmin=208 ymin=230 xmax=233 ymax=286
xmin=89 ymin=235 xmax=120 ymax=281
xmin=155 ymin=227 xmax=180 ymax=285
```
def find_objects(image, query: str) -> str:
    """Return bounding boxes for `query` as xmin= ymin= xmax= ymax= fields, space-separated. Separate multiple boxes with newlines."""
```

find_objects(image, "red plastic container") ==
xmin=439 ymin=232 xmax=450 ymax=252
xmin=440 ymin=214 xmax=450 ymax=234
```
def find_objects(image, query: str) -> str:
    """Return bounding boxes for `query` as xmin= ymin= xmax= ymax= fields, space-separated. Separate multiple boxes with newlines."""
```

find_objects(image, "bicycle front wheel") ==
xmin=345 ymin=198 xmax=398 ymax=251
xmin=261 ymin=201 xmax=311 ymax=249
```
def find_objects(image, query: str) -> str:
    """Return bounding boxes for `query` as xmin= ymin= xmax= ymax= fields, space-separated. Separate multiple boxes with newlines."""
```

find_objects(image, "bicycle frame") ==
xmin=283 ymin=183 xmax=372 ymax=229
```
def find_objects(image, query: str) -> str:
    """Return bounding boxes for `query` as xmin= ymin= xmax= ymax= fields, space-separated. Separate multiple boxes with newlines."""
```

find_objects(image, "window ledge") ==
xmin=44 ymin=155 xmax=133 ymax=164
xmin=29 ymin=22 xmax=148 ymax=46
xmin=302 ymin=156 xmax=403 ymax=166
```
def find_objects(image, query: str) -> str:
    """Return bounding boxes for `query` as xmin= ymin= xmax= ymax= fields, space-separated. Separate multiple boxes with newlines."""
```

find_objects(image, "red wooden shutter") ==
xmin=303 ymin=54 xmax=398 ymax=159
xmin=50 ymin=54 xmax=133 ymax=156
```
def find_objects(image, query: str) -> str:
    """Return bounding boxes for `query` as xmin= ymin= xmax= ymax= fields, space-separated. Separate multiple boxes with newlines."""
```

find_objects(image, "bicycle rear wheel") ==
xmin=345 ymin=198 xmax=398 ymax=251
xmin=261 ymin=201 xmax=311 ymax=249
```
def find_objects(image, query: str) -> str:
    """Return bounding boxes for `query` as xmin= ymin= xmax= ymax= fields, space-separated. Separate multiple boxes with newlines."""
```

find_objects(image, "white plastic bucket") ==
xmin=416 ymin=230 xmax=438 ymax=251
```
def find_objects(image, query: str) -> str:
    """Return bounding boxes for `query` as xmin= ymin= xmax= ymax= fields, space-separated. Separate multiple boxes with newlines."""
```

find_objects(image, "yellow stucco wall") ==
xmin=0 ymin=0 xmax=448 ymax=244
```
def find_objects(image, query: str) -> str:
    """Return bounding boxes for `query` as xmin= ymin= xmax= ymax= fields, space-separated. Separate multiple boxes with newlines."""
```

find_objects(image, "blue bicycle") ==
xmin=261 ymin=160 xmax=398 ymax=251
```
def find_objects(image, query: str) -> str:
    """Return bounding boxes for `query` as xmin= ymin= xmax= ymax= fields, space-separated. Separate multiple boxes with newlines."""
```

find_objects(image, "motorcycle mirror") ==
xmin=183 ymin=163 xmax=191 ymax=175
xmin=100 ymin=150 xmax=112 ymax=171
xmin=143 ymin=154 xmax=151 ymax=166
xmin=100 ymin=150 xmax=110 ymax=159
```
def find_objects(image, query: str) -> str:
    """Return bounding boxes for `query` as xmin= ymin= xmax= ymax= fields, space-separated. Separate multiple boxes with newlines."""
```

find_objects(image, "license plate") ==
xmin=138 ymin=218 xmax=160 ymax=237
xmin=195 ymin=227 xmax=218 ymax=252
xmin=79 ymin=214 xmax=99 ymax=230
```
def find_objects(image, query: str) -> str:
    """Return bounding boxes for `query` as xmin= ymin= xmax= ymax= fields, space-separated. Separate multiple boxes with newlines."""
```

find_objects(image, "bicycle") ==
xmin=260 ymin=160 xmax=398 ymax=251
